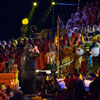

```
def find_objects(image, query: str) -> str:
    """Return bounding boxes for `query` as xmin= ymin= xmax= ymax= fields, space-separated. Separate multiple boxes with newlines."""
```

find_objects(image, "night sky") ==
xmin=0 ymin=0 xmax=86 ymax=41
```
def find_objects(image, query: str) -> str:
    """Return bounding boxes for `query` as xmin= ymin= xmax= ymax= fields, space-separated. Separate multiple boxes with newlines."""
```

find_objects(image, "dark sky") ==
xmin=0 ymin=0 xmax=35 ymax=40
xmin=0 ymin=0 xmax=86 ymax=41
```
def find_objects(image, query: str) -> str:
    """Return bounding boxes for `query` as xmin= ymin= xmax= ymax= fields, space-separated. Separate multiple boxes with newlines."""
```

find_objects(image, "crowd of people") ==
xmin=0 ymin=37 xmax=56 ymax=73
xmin=0 ymin=84 xmax=24 ymax=100
xmin=59 ymin=0 xmax=100 ymax=45
xmin=1 ymin=69 xmax=100 ymax=100
xmin=65 ymin=0 xmax=100 ymax=36
xmin=29 ymin=69 xmax=100 ymax=100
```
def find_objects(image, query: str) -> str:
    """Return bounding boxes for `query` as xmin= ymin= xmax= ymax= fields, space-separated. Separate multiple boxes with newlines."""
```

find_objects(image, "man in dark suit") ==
xmin=21 ymin=44 xmax=40 ymax=94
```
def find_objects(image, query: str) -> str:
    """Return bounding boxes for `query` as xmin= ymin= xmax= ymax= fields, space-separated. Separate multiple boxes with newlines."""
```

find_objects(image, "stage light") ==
xmin=22 ymin=18 xmax=29 ymax=25
xmin=33 ymin=2 xmax=37 ymax=6
xmin=52 ymin=1 xmax=55 ymax=6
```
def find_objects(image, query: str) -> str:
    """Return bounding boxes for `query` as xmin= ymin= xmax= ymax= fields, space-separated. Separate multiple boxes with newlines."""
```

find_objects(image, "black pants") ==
xmin=21 ymin=70 xmax=37 ymax=94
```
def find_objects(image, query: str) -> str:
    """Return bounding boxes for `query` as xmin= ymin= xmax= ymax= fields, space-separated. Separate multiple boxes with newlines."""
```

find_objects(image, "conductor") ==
xmin=21 ymin=44 xmax=40 ymax=94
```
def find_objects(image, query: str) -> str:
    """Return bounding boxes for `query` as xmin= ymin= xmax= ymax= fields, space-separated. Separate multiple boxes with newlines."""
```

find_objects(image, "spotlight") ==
xmin=33 ymin=2 xmax=37 ymax=6
xmin=22 ymin=18 xmax=29 ymax=25
xmin=51 ymin=1 xmax=55 ymax=6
